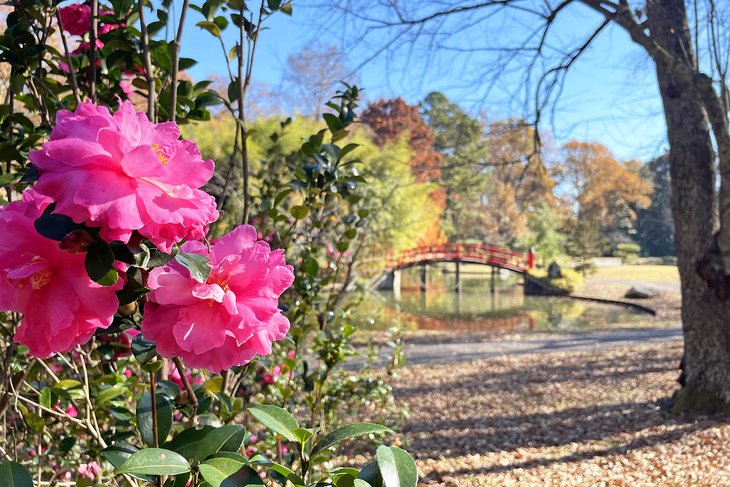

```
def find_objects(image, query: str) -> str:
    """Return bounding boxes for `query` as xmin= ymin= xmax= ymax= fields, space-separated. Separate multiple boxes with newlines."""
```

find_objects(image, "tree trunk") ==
xmin=648 ymin=2 xmax=730 ymax=413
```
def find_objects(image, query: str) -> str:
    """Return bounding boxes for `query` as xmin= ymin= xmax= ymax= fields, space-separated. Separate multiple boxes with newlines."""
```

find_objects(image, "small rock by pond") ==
xmin=625 ymin=285 xmax=660 ymax=299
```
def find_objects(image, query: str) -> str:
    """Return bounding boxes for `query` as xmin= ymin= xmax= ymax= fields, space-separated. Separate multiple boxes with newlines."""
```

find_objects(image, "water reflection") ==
xmin=358 ymin=264 xmax=647 ymax=332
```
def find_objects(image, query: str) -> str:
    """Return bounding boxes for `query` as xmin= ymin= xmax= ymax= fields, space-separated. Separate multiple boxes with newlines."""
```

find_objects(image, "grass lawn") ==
xmin=592 ymin=265 xmax=679 ymax=283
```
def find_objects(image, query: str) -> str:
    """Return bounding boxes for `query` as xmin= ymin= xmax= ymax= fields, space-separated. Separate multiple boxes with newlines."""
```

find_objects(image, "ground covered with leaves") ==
xmin=389 ymin=342 xmax=730 ymax=486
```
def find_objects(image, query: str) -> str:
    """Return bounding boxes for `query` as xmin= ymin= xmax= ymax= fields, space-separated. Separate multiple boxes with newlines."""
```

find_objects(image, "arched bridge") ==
xmin=387 ymin=243 xmax=535 ymax=273
xmin=377 ymin=243 xmax=536 ymax=294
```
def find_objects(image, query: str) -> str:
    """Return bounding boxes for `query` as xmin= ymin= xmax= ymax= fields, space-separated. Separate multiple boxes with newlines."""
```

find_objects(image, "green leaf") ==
xmin=340 ymin=143 xmax=360 ymax=159
xmin=175 ymin=252 xmax=211 ymax=283
xmin=198 ymin=458 xmax=263 ymax=487
xmin=165 ymin=425 xmax=215 ymax=460
xmin=311 ymin=423 xmax=392 ymax=460
xmin=247 ymin=405 xmax=299 ymax=443
xmin=292 ymin=427 xmax=314 ymax=445
xmin=96 ymin=386 xmax=128 ymax=405
xmin=0 ymin=461 xmax=33 ymax=487
xmin=179 ymin=58 xmax=197 ymax=70
xmin=357 ymin=461 xmax=382 ymax=487
xmin=199 ymin=424 xmax=246 ymax=459
xmin=164 ymin=472 xmax=190 ymax=487
xmin=85 ymin=241 xmax=119 ymax=286
xmin=101 ymin=442 xmax=140 ymax=468
xmin=248 ymin=455 xmax=305 ymax=486
xmin=290 ymin=205 xmax=310 ymax=220
xmin=52 ymin=379 xmax=82 ymax=391
xmin=274 ymin=188 xmax=294 ymax=207
xmin=336 ymin=240 xmax=350 ymax=253
xmin=203 ymin=376 xmax=223 ymax=395
xmin=196 ymin=20 xmax=221 ymax=37
xmin=39 ymin=387 xmax=52 ymax=409
xmin=279 ymin=1 xmax=292 ymax=15
xmin=0 ymin=173 xmax=17 ymax=185
xmin=136 ymin=393 xmax=173 ymax=447
xmin=116 ymin=448 xmax=190 ymax=475
xmin=323 ymin=112 xmax=344 ymax=132
xmin=34 ymin=213 xmax=84 ymax=241
xmin=375 ymin=446 xmax=418 ymax=487
xmin=132 ymin=334 xmax=157 ymax=365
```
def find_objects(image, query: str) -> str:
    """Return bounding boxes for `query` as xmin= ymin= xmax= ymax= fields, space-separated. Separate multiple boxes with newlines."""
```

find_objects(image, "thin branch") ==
xmin=55 ymin=11 xmax=81 ymax=105
xmin=89 ymin=0 xmax=98 ymax=102
xmin=150 ymin=370 xmax=159 ymax=448
xmin=138 ymin=0 xmax=156 ymax=121
xmin=238 ymin=1 xmax=266 ymax=225
xmin=173 ymin=357 xmax=198 ymax=422
xmin=168 ymin=0 xmax=191 ymax=121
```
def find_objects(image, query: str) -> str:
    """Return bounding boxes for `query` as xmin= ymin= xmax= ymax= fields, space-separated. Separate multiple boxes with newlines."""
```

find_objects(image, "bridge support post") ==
xmin=454 ymin=261 xmax=461 ymax=293
xmin=393 ymin=269 xmax=401 ymax=301
xmin=420 ymin=263 xmax=428 ymax=293
xmin=490 ymin=266 xmax=496 ymax=294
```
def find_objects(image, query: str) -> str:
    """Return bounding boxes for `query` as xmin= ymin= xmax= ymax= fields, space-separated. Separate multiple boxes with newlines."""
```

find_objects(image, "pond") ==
xmin=355 ymin=264 xmax=650 ymax=333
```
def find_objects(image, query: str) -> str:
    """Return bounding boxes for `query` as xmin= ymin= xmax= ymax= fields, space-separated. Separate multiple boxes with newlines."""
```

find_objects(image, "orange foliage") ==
xmin=487 ymin=119 xmax=557 ymax=211
xmin=418 ymin=188 xmax=447 ymax=246
xmin=362 ymin=98 xmax=446 ymax=246
xmin=361 ymin=98 xmax=443 ymax=182
xmin=562 ymin=141 xmax=652 ymax=228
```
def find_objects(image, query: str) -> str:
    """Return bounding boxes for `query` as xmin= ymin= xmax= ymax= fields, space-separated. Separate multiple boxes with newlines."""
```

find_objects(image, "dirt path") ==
xmin=402 ymin=328 xmax=681 ymax=366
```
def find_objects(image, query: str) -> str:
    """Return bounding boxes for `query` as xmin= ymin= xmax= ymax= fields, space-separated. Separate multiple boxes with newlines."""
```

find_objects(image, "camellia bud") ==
xmin=117 ymin=302 xmax=138 ymax=316
xmin=59 ymin=230 xmax=94 ymax=254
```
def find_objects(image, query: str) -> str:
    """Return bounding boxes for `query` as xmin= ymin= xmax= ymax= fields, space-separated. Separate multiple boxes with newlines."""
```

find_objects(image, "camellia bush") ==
xmin=0 ymin=1 xmax=417 ymax=485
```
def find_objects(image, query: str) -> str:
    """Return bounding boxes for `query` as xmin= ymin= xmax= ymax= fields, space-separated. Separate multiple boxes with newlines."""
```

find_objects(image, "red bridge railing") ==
xmin=388 ymin=243 xmax=535 ymax=273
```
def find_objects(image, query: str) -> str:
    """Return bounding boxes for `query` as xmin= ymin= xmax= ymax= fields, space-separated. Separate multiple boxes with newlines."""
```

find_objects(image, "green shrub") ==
xmin=528 ymin=268 xmax=584 ymax=293
xmin=614 ymin=242 xmax=642 ymax=264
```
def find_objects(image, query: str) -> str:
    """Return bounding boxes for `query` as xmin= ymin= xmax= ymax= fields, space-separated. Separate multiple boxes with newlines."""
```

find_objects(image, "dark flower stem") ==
xmin=89 ymin=0 xmax=98 ymax=102
xmin=137 ymin=0 xmax=156 ymax=121
xmin=168 ymin=0 xmax=190 ymax=122
xmin=55 ymin=11 xmax=81 ymax=105
xmin=173 ymin=357 xmax=198 ymax=422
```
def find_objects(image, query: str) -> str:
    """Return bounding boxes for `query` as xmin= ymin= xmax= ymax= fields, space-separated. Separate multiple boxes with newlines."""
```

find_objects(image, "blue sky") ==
xmin=181 ymin=3 xmax=667 ymax=162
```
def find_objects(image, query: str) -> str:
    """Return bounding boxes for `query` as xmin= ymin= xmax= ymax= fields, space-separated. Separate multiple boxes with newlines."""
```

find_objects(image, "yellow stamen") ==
xmin=151 ymin=143 xmax=169 ymax=165
xmin=29 ymin=269 xmax=53 ymax=290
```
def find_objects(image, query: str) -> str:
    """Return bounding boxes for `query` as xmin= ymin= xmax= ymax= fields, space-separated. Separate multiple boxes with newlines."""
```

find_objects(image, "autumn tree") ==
xmin=361 ymin=98 xmax=442 ymax=182
xmin=561 ymin=140 xmax=652 ymax=241
xmin=362 ymin=97 xmax=446 ymax=245
xmin=421 ymin=92 xmax=491 ymax=241
xmin=328 ymin=1 xmax=730 ymax=411
xmin=486 ymin=120 xmax=557 ymax=213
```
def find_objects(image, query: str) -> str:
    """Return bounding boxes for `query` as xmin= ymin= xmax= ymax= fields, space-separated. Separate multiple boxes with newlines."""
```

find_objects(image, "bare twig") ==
xmin=137 ymin=0 xmax=156 ymax=121
xmin=89 ymin=0 xmax=98 ymax=102
xmin=150 ymin=370 xmax=159 ymax=448
xmin=55 ymin=11 xmax=81 ymax=104
xmin=173 ymin=357 xmax=199 ymax=422
xmin=168 ymin=0 xmax=191 ymax=121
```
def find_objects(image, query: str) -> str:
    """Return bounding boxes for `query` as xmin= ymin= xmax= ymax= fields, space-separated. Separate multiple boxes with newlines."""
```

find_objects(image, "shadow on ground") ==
xmin=388 ymin=342 xmax=729 ymax=483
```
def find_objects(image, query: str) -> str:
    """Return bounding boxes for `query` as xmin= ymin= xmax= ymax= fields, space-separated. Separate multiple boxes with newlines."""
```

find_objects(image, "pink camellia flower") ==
xmin=30 ymin=100 xmax=218 ymax=252
xmin=58 ymin=3 xmax=91 ymax=36
xmin=70 ymin=38 xmax=105 ymax=57
xmin=141 ymin=225 xmax=294 ymax=373
xmin=77 ymin=461 xmax=102 ymax=480
xmin=55 ymin=402 xmax=79 ymax=418
xmin=59 ymin=4 xmax=119 ymax=36
xmin=119 ymin=79 xmax=135 ymax=100
xmin=0 ymin=191 xmax=122 ymax=358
